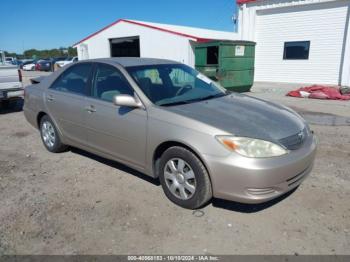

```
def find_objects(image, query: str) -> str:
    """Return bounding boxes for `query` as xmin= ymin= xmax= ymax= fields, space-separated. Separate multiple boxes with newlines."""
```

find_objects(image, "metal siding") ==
xmin=74 ymin=20 xmax=239 ymax=67
xmin=76 ymin=22 xmax=191 ymax=64
xmin=255 ymin=1 xmax=349 ymax=84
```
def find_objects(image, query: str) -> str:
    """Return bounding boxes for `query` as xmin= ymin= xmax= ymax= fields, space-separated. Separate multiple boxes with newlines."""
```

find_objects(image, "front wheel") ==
xmin=40 ymin=115 xmax=68 ymax=153
xmin=159 ymin=146 xmax=212 ymax=209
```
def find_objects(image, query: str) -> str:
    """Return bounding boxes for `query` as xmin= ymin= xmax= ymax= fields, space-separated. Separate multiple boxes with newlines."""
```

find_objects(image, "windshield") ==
xmin=126 ymin=64 xmax=228 ymax=106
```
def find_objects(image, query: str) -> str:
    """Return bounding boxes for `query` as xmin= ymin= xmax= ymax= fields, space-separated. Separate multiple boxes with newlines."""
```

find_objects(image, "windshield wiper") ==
xmin=158 ymin=101 xmax=191 ymax=107
xmin=188 ymin=92 xmax=228 ymax=103
xmin=159 ymin=92 xmax=228 ymax=107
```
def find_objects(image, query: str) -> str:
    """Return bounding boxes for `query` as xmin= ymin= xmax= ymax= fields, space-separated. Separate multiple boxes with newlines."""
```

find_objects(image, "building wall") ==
xmin=238 ymin=0 xmax=350 ymax=86
xmin=75 ymin=22 xmax=196 ymax=67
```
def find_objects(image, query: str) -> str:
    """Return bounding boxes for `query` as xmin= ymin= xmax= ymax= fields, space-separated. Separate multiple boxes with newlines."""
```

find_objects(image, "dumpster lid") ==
xmin=194 ymin=40 xmax=256 ymax=46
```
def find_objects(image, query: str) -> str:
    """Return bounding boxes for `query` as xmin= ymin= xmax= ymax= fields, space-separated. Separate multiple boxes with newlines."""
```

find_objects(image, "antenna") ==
xmin=232 ymin=13 xmax=238 ymax=32
xmin=232 ymin=14 xmax=237 ymax=25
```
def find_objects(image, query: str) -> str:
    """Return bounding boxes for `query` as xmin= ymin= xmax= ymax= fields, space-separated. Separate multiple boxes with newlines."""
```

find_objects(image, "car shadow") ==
xmin=70 ymin=147 xmax=160 ymax=186
xmin=70 ymin=147 xmax=296 ymax=213
xmin=211 ymin=187 xmax=298 ymax=213
xmin=0 ymin=99 xmax=24 ymax=114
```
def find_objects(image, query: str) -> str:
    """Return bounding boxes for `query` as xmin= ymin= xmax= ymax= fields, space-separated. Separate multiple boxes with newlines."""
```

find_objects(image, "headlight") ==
xmin=216 ymin=136 xmax=289 ymax=158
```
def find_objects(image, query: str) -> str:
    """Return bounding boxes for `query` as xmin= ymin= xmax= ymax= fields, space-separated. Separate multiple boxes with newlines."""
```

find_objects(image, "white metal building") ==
xmin=74 ymin=0 xmax=350 ymax=87
xmin=237 ymin=0 xmax=350 ymax=86
xmin=73 ymin=19 xmax=238 ymax=68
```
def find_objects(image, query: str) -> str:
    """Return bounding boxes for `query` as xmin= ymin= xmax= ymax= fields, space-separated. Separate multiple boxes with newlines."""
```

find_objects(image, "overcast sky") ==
xmin=1 ymin=0 xmax=237 ymax=54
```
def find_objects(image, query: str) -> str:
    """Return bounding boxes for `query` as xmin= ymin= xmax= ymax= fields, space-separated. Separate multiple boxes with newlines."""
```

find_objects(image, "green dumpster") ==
xmin=194 ymin=40 xmax=256 ymax=92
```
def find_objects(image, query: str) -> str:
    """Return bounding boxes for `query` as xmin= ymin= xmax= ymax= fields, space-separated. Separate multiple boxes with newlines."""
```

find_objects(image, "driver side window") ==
xmin=92 ymin=64 xmax=134 ymax=102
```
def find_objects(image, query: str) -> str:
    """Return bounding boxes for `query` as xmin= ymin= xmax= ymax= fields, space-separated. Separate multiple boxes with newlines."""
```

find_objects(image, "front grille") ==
xmin=279 ymin=128 xmax=308 ymax=150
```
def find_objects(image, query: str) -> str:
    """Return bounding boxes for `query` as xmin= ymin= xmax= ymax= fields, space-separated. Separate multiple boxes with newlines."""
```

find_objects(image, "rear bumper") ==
xmin=203 ymin=134 xmax=317 ymax=204
xmin=23 ymin=105 xmax=38 ymax=129
xmin=0 ymin=87 xmax=24 ymax=101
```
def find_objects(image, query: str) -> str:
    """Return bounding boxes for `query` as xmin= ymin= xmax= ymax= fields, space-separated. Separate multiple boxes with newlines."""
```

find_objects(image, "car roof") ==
xmin=80 ymin=57 xmax=180 ymax=67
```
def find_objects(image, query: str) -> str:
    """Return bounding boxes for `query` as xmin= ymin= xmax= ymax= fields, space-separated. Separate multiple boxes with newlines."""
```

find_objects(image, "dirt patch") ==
xmin=291 ymin=107 xmax=350 ymax=126
xmin=0 ymin=107 xmax=349 ymax=255
xmin=11 ymin=131 xmax=31 ymax=138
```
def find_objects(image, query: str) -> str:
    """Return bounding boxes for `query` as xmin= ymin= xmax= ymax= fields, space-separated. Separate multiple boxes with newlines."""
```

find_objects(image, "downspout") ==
xmin=339 ymin=3 xmax=350 ymax=87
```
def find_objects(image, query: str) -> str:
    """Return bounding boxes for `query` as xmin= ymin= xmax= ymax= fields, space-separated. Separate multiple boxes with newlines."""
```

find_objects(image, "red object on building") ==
xmin=287 ymin=85 xmax=350 ymax=100
xmin=237 ymin=0 xmax=258 ymax=5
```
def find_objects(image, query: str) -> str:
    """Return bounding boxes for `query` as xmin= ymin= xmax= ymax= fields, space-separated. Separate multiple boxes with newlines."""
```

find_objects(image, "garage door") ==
xmin=255 ymin=1 xmax=349 ymax=84
xmin=110 ymin=36 xmax=140 ymax=57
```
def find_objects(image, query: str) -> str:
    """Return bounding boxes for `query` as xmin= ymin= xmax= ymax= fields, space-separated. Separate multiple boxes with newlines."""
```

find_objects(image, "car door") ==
xmin=45 ymin=63 xmax=93 ymax=146
xmin=84 ymin=63 xmax=148 ymax=169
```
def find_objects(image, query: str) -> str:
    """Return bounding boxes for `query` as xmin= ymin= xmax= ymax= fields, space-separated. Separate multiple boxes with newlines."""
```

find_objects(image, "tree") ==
xmin=4 ymin=51 xmax=18 ymax=58
xmin=68 ymin=47 xmax=77 ymax=57
xmin=18 ymin=46 xmax=78 ymax=59
xmin=23 ymin=49 xmax=39 ymax=59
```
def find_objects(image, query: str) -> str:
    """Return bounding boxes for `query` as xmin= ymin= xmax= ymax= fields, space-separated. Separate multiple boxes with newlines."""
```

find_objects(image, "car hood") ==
xmin=163 ymin=93 xmax=306 ymax=142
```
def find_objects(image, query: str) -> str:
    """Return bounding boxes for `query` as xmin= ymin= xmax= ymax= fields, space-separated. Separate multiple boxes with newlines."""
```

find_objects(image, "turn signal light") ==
xmin=222 ymin=139 xmax=238 ymax=151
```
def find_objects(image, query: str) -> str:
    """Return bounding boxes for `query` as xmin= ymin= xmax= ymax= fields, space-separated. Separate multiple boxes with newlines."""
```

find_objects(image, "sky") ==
xmin=1 ymin=0 xmax=237 ymax=54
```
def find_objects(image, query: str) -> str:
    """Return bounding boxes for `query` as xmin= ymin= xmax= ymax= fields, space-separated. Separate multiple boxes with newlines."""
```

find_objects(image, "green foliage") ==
xmin=4 ymin=51 xmax=18 ymax=58
xmin=68 ymin=47 xmax=78 ymax=57
xmin=7 ymin=47 xmax=77 ymax=59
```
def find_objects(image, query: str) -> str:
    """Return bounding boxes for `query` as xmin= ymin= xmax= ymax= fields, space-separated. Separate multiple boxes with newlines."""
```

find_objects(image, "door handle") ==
xmin=47 ymin=95 xmax=54 ymax=102
xmin=85 ymin=105 xmax=96 ymax=113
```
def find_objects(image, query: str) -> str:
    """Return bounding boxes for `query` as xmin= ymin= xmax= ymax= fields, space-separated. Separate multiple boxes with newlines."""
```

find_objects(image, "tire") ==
xmin=0 ymin=100 xmax=10 ymax=108
xmin=159 ymin=146 xmax=212 ymax=209
xmin=39 ymin=115 xmax=68 ymax=153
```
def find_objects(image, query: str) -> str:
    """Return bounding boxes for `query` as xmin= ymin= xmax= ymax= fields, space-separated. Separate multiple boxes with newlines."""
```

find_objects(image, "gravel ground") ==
xmin=0 ymin=72 xmax=349 ymax=255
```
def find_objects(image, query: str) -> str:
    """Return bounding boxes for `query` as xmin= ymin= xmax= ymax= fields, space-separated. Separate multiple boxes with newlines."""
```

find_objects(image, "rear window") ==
xmin=50 ymin=63 xmax=93 ymax=95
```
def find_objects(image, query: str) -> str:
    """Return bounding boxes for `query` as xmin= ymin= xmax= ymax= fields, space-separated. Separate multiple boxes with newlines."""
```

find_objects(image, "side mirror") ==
xmin=113 ymin=94 xmax=143 ymax=108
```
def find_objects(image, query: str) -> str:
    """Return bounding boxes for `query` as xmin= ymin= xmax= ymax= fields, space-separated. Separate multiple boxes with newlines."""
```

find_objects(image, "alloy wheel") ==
xmin=41 ymin=121 xmax=56 ymax=148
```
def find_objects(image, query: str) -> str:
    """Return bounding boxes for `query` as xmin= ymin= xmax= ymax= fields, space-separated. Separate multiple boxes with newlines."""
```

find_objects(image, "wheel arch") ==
xmin=36 ymin=111 xmax=65 ymax=142
xmin=36 ymin=111 xmax=47 ymax=128
xmin=152 ymin=141 xmax=212 ymax=182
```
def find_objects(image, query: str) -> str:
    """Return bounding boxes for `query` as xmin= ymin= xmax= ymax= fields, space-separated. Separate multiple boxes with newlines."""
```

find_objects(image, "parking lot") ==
xmin=0 ymin=71 xmax=349 ymax=255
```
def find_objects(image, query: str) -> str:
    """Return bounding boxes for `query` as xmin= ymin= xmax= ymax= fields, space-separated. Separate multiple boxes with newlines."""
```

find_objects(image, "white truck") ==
xmin=0 ymin=50 xmax=23 ymax=106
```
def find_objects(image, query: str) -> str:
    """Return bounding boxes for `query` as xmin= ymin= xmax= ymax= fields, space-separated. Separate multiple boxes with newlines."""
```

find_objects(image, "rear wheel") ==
xmin=40 ymin=115 xmax=68 ymax=153
xmin=159 ymin=146 xmax=212 ymax=209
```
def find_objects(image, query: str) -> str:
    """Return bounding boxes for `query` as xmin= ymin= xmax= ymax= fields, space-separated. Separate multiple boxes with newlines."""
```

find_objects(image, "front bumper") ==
xmin=203 ymin=134 xmax=317 ymax=204
xmin=0 ymin=87 xmax=24 ymax=101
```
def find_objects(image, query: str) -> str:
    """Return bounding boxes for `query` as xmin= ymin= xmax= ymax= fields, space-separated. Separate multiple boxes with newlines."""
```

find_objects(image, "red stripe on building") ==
xmin=237 ymin=0 xmax=258 ymax=5
xmin=73 ymin=19 xmax=211 ymax=47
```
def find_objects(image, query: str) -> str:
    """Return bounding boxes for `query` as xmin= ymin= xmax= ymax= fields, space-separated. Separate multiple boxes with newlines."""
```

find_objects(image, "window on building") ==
xmin=283 ymin=41 xmax=310 ymax=60
xmin=207 ymin=46 xmax=219 ymax=65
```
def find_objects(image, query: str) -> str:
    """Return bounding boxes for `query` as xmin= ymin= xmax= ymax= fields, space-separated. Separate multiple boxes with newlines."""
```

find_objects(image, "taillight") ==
xmin=18 ymin=69 xmax=22 ymax=82
xmin=35 ymin=64 xmax=40 ymax=70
